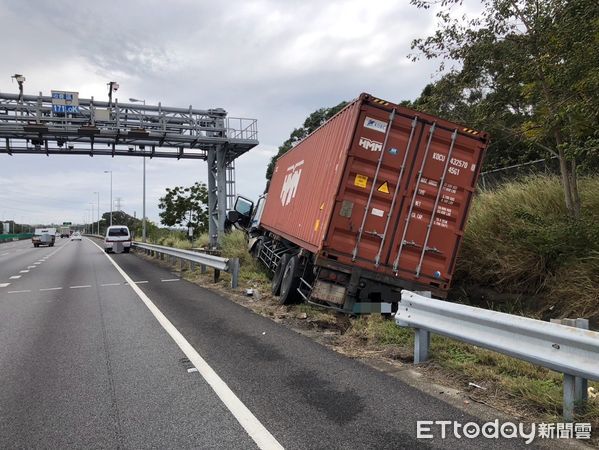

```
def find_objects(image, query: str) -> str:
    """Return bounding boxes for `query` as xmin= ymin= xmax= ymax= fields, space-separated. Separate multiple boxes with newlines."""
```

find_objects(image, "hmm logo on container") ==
xmin=280 ymin=160 xmax=304 ymax=206
xmin=359 ymin=137 xmax=383 ymax=152
xmin=363 ymin=116 xmax=388 ymax=134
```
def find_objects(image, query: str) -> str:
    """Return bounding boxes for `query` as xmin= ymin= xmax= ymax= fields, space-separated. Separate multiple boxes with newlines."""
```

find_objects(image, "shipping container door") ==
xmin=387 ymin=123 xmax=484 ymax=289
xmin=325 ymin=106 xmax=423 ymax=266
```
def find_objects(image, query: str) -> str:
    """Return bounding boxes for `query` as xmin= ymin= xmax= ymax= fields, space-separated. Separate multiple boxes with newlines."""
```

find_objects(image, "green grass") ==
xmin=453 ymin=175 xmax=599 ymax=323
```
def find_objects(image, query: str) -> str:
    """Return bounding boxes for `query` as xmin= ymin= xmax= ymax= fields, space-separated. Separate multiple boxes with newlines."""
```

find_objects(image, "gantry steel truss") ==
xmin=0 ymin=92 xmax=259 ymax=247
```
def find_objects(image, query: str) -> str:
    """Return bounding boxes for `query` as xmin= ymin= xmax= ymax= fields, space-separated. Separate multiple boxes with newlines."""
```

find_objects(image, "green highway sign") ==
xmin=63 ymin=222 xmax=72 ymax=225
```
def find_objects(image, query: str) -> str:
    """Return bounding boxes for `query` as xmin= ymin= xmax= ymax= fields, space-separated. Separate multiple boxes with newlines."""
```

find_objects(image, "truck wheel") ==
xmin=279 ymin=255 xmax=301 ymax=305
xmin=124 ymin=247 xmax=130 ymax=253
xmin=271 ymin=253 xmax=290 ymax=295
xmin=49 ymin=244 xmax=54 ymax=247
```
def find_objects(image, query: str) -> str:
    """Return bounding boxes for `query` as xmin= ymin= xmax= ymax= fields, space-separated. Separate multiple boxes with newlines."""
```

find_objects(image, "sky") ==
xmin=0 ymin=0 xmax=476 ymax=226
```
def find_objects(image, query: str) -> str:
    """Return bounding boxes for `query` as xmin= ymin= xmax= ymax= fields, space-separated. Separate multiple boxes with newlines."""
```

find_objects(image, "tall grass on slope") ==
xmin=453 ymin=175 xmax=599 ymax=322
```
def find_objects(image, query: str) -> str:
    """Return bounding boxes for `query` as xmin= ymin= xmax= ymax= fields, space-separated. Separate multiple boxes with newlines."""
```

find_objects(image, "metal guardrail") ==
xmin=395 ymin=290 xmax=599 ymax=421
xmin=0 ymin=233 xmax=33 ymax=242
xmin=133 ymin=242 xmax=240 ymax=288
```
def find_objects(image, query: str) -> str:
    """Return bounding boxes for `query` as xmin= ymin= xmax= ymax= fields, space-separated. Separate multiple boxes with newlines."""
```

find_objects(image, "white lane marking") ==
xmin=0 ymin=253 xmax=8 ymax=256
xmin=27 ymin=266 xmax=36 ymax=269
xmin=87 ymin=237 xmax=283 ymax=450
xmin=34 ymin=262 xmax=42 ymax=265
xmin=19 ymin=270 xmax=29 ymax=273
xmin=40 ymin=287 xmax=63 ymax=291
xmin=134 ymin=281 xmax=149 ymax=284
xmin=100 ymin=282 xmax=121 ymax=287
xmin=70 ymin=285 xmax=92 ymax=289
xmin=9 ymin=275 xmax=21 ymax=279
xmin=8 ymin=290 xmax=31 ymax=294
xmin=187 ymin=367 xmax=199 ymax=373
xmin=0 ymin=283 xmax=10 ymax=288
xmin=161 ymin=278 xmax=180 ymax=282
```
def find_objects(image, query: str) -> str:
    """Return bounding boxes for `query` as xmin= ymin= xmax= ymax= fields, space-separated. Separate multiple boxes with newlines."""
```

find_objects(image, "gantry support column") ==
xmin=207 ymin=144 xmax=229 ymax=249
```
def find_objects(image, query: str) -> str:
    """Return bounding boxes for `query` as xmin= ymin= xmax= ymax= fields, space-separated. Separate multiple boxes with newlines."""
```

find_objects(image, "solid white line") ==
xmin=86 ymin=238 xmax=283 ymax=450
xmin=20 ymin=270 xmax=29 ymax=273
xmin=8 ymin=290 xmax=31 ymax=294
xmin=40 ymin=287 xmax=63 ymax=291
xmin=0 ymin=283 xmax=10 ymax=288
xmin=9 ymin=275 xmax=21 ymax=279
xmin=100 ymin=282 xmax=121 ymax=287
xmin=161 ymin=278 xmax=180 ymax=282
xmin=70 ymin=285 xmax=91 ymax=289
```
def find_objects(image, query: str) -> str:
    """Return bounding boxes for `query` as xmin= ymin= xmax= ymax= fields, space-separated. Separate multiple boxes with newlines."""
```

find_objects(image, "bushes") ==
xmin=453 ymin=175 xmax=599 ymax=323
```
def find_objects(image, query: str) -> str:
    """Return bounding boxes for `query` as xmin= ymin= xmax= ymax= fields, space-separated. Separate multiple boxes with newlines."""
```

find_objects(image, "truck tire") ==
xmin=49 ymin=243 xmax=54 ymax=247
xmin=279 ymin=255 xmax=301 ymax=305
xmin=124 ymin=247 xmax=130 ymax=253
xmin=271 ymin=253 xmax=290 ymax=295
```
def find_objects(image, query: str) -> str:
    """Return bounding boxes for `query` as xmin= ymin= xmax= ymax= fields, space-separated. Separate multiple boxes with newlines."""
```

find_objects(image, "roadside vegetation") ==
xmin=141 ymin=174 xmax=599 ymax=431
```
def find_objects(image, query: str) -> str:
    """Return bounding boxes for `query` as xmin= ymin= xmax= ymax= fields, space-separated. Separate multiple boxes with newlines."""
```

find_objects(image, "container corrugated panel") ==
xmin=261 ymin=93 xmax=488 ymax=295
xmin=260 ymin=100 xmax=361 ymax=253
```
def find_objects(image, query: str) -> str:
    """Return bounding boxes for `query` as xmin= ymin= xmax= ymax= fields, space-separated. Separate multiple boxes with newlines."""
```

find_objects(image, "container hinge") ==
xmin=364 ymin=230 xmax=384 ymax=239
xmin=392 ymin=240 xmax=420 ymax=272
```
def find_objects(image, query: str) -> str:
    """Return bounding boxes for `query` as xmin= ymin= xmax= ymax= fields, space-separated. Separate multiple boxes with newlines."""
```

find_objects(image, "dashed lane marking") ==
xmin=87 ymin=237 xmax=284 ymax=450
xmin=20 ymin=270 xmax=29 ymax=273
xmin=40 ymin=287 xmax=63 ymax=291
xmin=100 ymin=283 xmax=121 ymax=287
xmin=9 ymin=275 xmax=21 ymax=279
xmin=135 ymin=281 xmax=149 ymax=284
xmin=70 ymin=285 xmax=92 ymax=289
xmin=0 ymin=283 xmax=10 ymax=288
xmin=8 ymin=290 xmax=31 ymax=294
xmin=27 ymin=266 xmax=36 ymax=269
xmin=161 ymin=278 xmax=180 ymax=282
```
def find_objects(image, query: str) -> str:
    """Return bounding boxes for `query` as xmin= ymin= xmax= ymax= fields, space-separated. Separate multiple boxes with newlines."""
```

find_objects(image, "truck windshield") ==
xmin=108 ymin=228 xmax=129 ymax=237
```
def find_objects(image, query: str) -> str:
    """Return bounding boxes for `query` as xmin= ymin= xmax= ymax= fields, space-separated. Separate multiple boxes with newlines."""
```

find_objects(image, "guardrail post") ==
xmin=414 ymin=328 xmax=430 ymax=364
xmin=200 ymin=264 xmax=207 ymax=274
xmin=563 ymin=373 xmax=576 ymax=422
xmin=574 ymin=318 xmax=589 ymax=406
xmin=214 ymin=269 xmax=220 ymax=283
xmin=230 ymin=258 xmax=239 ymax=289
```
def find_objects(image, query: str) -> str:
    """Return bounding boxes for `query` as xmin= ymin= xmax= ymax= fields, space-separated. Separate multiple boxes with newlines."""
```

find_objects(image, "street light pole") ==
xmin=104 ymin=170 xmax=113 ymax=226
xmin=143 ymin=156 xmax=147 ymax=242
xmin=93 ymin=192 xmax=100 ymax=235
xmin=130 ymin=98 xmax=147 ymax=243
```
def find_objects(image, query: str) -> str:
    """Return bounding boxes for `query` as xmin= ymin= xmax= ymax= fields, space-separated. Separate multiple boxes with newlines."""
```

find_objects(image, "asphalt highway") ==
xmin=0 ymin=237 xmax=538 ymax=449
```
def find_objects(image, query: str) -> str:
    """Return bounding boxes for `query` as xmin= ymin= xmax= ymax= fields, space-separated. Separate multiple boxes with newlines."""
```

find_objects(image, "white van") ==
xmin=104 ymin=225 xmax=132 ymax=253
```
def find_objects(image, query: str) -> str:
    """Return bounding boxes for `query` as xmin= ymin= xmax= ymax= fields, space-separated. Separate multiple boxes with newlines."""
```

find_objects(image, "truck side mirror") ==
xmin=234 ymin=196 xmax=254 ymax=218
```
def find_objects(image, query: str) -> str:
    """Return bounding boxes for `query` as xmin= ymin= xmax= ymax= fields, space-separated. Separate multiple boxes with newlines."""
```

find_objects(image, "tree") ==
xmin=410 ymin=0 xmax=599 ymax=217
xmin=266 ymin=101 xmax=349 ymax=180
xmin=158 ymin=182 xmax=209 ymax=236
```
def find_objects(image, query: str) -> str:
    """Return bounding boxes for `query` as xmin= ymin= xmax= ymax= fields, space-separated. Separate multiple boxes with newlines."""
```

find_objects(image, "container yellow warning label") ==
xmin=354 ymin=174 xmax=368 ymax=188
xmin=314 ymin=219 xmax=320 ymax=231
xmin=377 ymin=181 xmax=390 ymax=194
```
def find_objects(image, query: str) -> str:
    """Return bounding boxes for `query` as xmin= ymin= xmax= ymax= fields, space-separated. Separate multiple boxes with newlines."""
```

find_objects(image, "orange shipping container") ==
xmin=260 ymin=93 xmax=488 ymax=297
